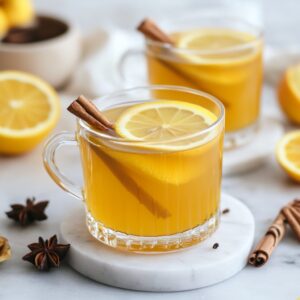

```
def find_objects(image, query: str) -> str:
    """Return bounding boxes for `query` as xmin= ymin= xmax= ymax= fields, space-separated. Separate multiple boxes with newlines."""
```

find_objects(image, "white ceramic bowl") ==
xmin=0 ymin=15 xmax=81 ymax=88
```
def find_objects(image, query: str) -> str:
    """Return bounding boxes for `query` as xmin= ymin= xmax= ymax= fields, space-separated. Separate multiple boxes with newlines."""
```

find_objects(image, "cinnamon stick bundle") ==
xmin=67 ymin=95 xmax=171 ymax=219
xmin=249 ymin=200 xmax=300 ymax=267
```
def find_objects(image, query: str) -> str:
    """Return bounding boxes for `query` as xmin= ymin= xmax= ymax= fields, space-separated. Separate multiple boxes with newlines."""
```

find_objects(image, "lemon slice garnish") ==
xmin=276 ymin=130 xmax=300 ymax=182
xmin=175 ymin=29 xmax=258 ymax=64
xmin=0 ymin=71 xmax=60 ymax=154
xmin=115 ymin=100 xmax=217 ymax=151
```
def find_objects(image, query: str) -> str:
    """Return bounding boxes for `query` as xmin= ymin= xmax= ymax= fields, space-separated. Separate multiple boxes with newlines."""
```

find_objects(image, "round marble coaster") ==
xmin=223 ymin=117 xmax=284 ymax=176
xmin=60 ymin=193 xmax=254 ymax=292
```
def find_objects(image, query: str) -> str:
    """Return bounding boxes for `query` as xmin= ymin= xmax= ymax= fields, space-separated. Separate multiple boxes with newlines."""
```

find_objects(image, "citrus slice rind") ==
xmin=115 ymin=100 xmax=217 ymax=151
xmin=276 ymin=130 xmax=300 ymax=182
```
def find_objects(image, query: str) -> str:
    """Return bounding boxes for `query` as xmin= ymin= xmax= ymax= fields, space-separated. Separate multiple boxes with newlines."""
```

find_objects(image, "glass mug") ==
xmin=120 ymin=14 xmax=263 ymax=149
xmin=43 ymin=85 xmax=225 ymax=252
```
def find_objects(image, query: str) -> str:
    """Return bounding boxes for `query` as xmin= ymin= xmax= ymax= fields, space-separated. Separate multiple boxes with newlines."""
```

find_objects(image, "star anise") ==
xmin=0 ymin=236 xmax=11 ymax=263
xmin=6 ymin=197 xmax=49 ymax=226
xmin=22 ymin=235 xmax=70 ymax=271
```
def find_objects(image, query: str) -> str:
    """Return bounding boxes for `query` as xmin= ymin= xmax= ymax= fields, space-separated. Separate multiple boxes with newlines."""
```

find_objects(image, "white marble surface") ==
xmin=0 ymin=0 xmax=300 ymax=299
xmin=60 ymin=194 xmax=254 ymax=291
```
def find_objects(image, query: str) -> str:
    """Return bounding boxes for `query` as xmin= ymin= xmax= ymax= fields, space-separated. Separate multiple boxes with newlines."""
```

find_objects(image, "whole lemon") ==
xmin=2 ymin=0 xmax=34 ymax=27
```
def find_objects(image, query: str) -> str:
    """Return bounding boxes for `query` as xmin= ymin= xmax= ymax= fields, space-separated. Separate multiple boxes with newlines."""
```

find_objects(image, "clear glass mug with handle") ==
xmin=119 ymin=13 xmax=263 ymax=149
xmin=43 ymin=85 xmax=225 ymax=253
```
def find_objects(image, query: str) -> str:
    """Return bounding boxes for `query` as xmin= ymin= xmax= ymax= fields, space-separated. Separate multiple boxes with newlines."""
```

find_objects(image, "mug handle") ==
xmin=118 ymin=48 xmax=146 ymax=84
xmin=43 ymin=132 xmax=82 ymax=200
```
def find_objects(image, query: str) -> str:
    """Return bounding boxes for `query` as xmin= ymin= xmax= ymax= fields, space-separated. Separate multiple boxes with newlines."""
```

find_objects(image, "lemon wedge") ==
xmin=0 ymin=71 xmax=60 ymax=154
xmin=276 ymin=130 xmax=300 ymax=182
xmin=115 ymin=100 xmax=217 ymax=151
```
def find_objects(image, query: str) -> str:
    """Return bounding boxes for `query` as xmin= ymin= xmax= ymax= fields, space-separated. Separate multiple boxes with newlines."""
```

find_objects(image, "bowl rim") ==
xmin=0 ymin=14 xmax=80 ymax=51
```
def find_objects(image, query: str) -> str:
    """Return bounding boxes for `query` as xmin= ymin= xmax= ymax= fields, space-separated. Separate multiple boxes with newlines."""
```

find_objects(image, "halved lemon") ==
xmin=276 ymin=130 xmax=300 ymax=182
xmin=0 ymin=71 xmax=60 ymax=154
xmin=115 ymin=100 xmax=217 ymax=151
xmin=278 ymin=64 xmax=300 ymax=124
xmin=175 ymin=29 xmax=259 ymax=64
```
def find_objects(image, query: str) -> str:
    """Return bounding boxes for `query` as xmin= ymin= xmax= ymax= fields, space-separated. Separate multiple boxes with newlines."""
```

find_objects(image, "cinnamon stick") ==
xmin=248 ymin=212 xmax=286 ymax=267
xmin=91 ymin=145 xmax=171 ymax=219
xmin=137 ymin=18 xmax=174 ymax=45
xmin=292 ymin=199 xmax=300 ymax=208
xmin=249 ymin=199 xmax=300 ymax=267
xmin=282 ymin=207 xmax=300 ymax=241
xmin=290 ymin=206 xmax=300 ymax=223
xmin=76 ymin=95 xmax=114 ymax=130
xmin=67 ymin=95 xmax=171 ymax=219
xmin=68 ymin=99 xmax=109 ymax=131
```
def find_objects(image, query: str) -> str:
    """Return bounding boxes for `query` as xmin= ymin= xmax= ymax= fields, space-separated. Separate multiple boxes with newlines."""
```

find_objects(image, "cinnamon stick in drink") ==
xmin=68 ymin=100 xmax=110 ymax=132
xmin=137 ymin=18 xmax=174 ymax=45
xmin=76 ymin=95 xmax=114 ymax=130
xmin=90 ymin=145 xmax=171 ymax=219
xmin=248 ymin=212 xmax=286 ymax=267
xmin=67 ymin=95 xmax=171 ymax=219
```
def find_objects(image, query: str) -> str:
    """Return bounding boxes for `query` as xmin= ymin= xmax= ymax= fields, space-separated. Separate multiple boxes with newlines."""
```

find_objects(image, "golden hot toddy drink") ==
xmin=79 ymin=100 xmax=223 ymax=251
xmin=43 ymin=86 xmax=225 ymax=252
xmin=147 ymin=28 xmax=263 ymax=132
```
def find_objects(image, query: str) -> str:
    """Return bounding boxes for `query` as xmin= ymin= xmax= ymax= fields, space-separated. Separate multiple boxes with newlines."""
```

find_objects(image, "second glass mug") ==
xmin=119 ymin=13 xmax=263 ymax=149
xmin=43 ymin=85 xmax=225 ymax=252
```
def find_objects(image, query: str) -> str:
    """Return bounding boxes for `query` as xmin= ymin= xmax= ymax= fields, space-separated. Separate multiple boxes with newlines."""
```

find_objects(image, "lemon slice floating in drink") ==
xmin=175 ymin=29 xmax=257 ymax=64
xmin=115 ymin=100 xmax=217 ymax=151
xmin=276 ymin=130 xmax=300 ymax=182
xmin=0 ymin=71 xmax=60 ymax=154
xmin=177 ymin=29 xmax=248 ymax=50
xmin=107 ymin=100 xmax=220 ymax=185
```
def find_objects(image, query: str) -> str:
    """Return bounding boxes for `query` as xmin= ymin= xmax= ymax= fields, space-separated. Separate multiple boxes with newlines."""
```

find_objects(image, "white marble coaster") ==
xmin=60 ymin=193 xmax=254 ymax=292
xmin=223 ymin=117 xmax=284 ymax=176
